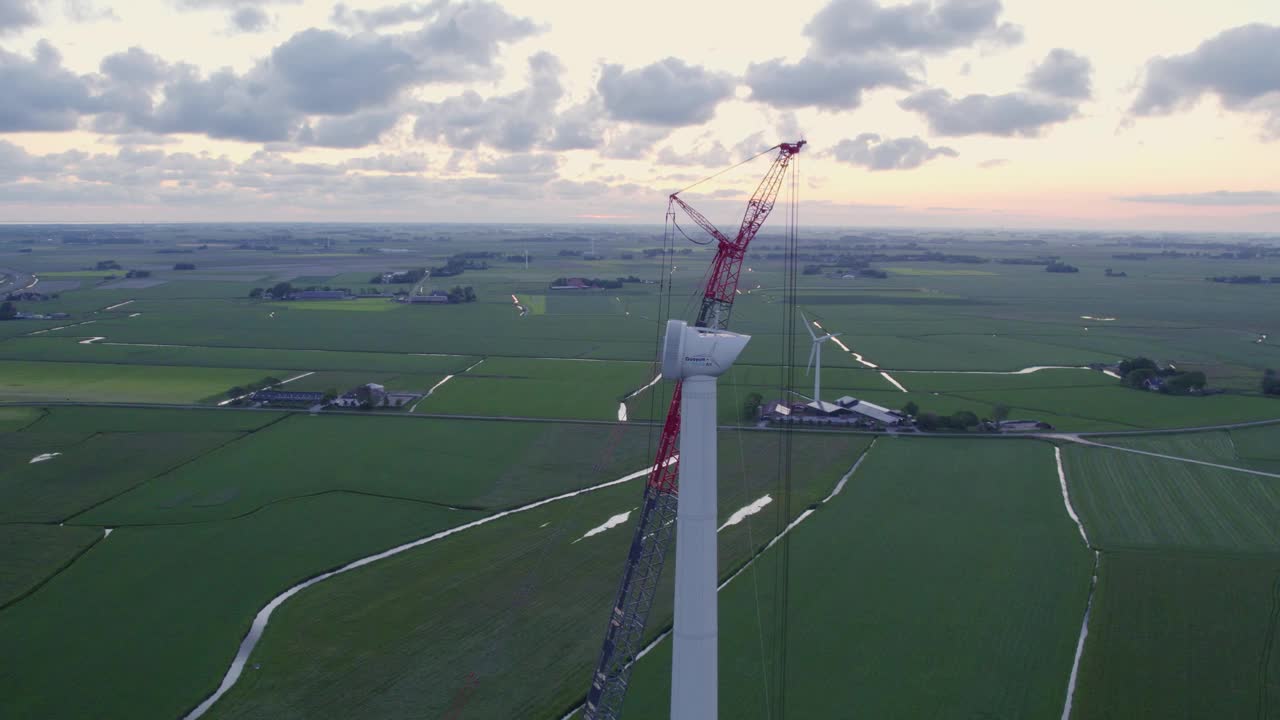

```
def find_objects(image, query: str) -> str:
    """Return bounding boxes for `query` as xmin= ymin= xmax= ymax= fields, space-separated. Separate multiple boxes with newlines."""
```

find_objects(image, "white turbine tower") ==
xmin=660 ymin=319 xmax=750 ymax=720
xmin=802 ymin=313 xmax=840 ymax=407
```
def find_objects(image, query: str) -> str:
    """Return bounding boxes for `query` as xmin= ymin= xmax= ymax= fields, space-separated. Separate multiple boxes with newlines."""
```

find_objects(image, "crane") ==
xmin=583 ymin=140 xmax=805 ymax=720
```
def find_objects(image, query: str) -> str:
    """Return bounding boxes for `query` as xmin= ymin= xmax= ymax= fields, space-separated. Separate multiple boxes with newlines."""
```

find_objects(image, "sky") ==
xmin=1 ymin=0 xmax=1279 ymax=231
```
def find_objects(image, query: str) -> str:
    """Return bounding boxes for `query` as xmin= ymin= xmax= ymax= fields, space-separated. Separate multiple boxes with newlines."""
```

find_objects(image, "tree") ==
xmin=464 ymin=286 xmax=476 ymax=302
xmin=916 ymin=412 xmax=940 ymax=431
xmin=901 ymin=401 xmax=919 ymax=416
xmin=743 ymin=392 xmax=763 ymax=420
xmin=226 ymin=386 xmax=246 ymax=398
xmin=174 ymin=262 xmax=196 ymax=270
xmin=270 ymin=281 xmax=293 ymax=299
xmin=1118 ymin=357 xmax=1158 ymax=376
xmin=950 ymin=410 xmax=980 ymax=429
xmin=1164 ymin=371 xmax=1207 ymax=395
xmin=992 ymin=403 xmax=1010 ymax=422
xmin=0 ymin=301 xmax=16 ymax=321
xmin=1263 ymin=369 xmax=1280 ymax=396
xmin=248 ymin=288 xmax=264 ymax=299
xmin=1123 ymin=367 xmax=1158 ymax=389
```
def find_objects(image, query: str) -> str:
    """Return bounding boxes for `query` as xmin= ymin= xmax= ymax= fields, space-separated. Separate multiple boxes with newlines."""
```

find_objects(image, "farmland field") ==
xmin=1071 ymin=551 xmax=1280 ymax=720
xmin=0 ymin=360 xmax=289 ymax=404
xmin=2 ymin=222 xmax=1279 ymax=720
xmin=624 ymin=437 xmax=1094 ymax=718
xmin=1063 ymin=444 xmax=1280 ymax=552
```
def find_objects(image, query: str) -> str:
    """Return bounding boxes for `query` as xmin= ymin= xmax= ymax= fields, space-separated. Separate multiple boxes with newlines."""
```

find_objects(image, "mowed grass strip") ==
xmin=624 ymin=437 xmax=1094 ymax=719
xmin=1064 ymin=444 xmax=1280 ymax=552
xmin=0 ymin=360 xmax=291 ymax=404
xmin=0 ymin=494 xmax=474 ymax=720
xmin=1072 ymin=550 xmax=1280 ymax=720
xmin=199 ymin=432 xmax=869 ymax=720
xmin=0 ymin=524 xmax=102 ymax=608
xmin=80 ymin=414 xmax=657 ymax=525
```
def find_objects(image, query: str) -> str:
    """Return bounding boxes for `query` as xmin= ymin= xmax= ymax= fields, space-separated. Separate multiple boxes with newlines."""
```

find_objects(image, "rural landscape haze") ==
xmin=2 ymin=0 xmax=1280 ymax=719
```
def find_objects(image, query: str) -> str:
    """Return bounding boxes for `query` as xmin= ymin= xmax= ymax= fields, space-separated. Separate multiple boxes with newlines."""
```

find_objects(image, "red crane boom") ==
xmin=583 ymin=140 xmax=804 ymax=720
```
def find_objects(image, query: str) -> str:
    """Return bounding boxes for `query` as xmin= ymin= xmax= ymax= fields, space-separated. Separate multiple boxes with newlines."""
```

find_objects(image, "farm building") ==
xmin=251 ymin=389 xmax=326 ymax=404
xmin=835 ymin=396 xmax=905 ymax=425
xmin=401 ymin=291 xmax=449 ymax=304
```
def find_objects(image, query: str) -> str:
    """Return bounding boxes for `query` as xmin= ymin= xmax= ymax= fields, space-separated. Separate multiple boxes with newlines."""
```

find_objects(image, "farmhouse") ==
xmin=835 ymin=396 xmax=905 ymax=425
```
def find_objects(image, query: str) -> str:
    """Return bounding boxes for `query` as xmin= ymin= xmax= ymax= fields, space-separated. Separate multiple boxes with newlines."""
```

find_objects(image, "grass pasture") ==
xmin=420 ymin=357 xmax=654 ymax=420
xmin=1064 ymin=444 xmax=1280 ymax=553
xmin=79 ymin=414 xmax=657 ymax=525
xmin=1072 ymin=551 xmax=1280 ymax=720
xmin=198 ymin=431 xmax=870 ymax=720
xmin=0 ymin=360 xmax=290 ymax=404
xmin=0 ymin=524 xmax=103 ymax=608
xmin=624 ymin=437 xmax=1094 ymax=719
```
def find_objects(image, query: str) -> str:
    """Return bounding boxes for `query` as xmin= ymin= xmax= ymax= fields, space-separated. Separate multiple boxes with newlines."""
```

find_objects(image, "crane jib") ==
xmin=581 ymin=139 xmax=803 ymax=720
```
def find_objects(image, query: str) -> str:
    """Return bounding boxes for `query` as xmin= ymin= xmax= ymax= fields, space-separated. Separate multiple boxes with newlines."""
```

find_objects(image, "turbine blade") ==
xmin=800 ymin=312 xmax=818 ymax=340
xmin=806 ymin=343 xmax=816 ymax=374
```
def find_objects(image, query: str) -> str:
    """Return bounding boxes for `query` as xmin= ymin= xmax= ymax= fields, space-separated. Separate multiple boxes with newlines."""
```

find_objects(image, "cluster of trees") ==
xmin=551 ymin=277 xmax=640 ymax=289
xmin=1263 ymin=370 xmax=1280 ymax=396
xmin=431 ymin=255 xmax=490 ymax=277
xmin=446 ymin=286 xmax=477 ymax=303
xmin=643 ymin=247 xmax=694 ymax=257
xmin=0 ymin=301 xmax=16 ymax=320
xmin=1206 ymin=275 xmax=1280 ymax=284
xmin=125 ymin=269 xmax=151 ymax=278
xmin=248 ymin=281 xmax=296 ymax=299
xmin=1118 ymin=357 xmax=1207 ymax=395
xmin=1104 ymin=268 xmax=1127 ymax=277
xmin=95 ymin=260 xmax=122 ymax=270
xmin=1045 ymin=261 xmax=1079 ymax=273
xmin=902 ymin=401 xmax=1010 ymax=432
xmin=173 ymin=262 xmax=197 ymax=270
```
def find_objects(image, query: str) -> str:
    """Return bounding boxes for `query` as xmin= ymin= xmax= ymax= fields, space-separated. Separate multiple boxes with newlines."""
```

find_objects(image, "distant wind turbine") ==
xmin=803 ymin=313 xmax=840 ymax=405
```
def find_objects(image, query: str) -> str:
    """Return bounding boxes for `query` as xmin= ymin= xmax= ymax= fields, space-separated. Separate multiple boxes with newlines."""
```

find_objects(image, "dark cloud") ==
xmin=77 ymin=2 xmax=536 ymax=145
xmin=1027 ymin=48 xmax=1092 ymax=99
xmin=230 ymin=6 xmax=269 ymax=32
xmin=545 ymin=98 xmax=605 ymax=151
xmin=331 ymin=1 xmax=444 ymax=30
xmin=1132 ymin=24 xmax=1280 ymax=137
xmin=745 ymin=56 xmax=914 ymax=110
xmin=806 ymin=0 xmax=1022 ymax=55
xmin=0 ymin=42 xmax=98 ymax=131
xmin=832 ymin=133 xmax=957 ymax=170
xmin=900 ymin=88 xmax=1075 ymax=136
xmin=0 ymin=0 xmax=39 ymax=33
xmin=1116 ymin=190 xmax=1280 ymax=206
xmin=297 ymin=109 xmax=402 ymax=148
xmin=597 ymin=58 xmax=735 ymax=126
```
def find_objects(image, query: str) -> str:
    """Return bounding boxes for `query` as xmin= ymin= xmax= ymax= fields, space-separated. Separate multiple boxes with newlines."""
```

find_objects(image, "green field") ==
xmin=0 ymin=524 xmax=103 ymax=608
xmin=198 ymin=431 xmax=871 ymax=719
xmin=0 ymin=360 xmax=289 ymax=404
xmin=1064 ymin=444 xmax=1280 ymax=552
xmin=1072 ymin=551 xmax=1280 ymax=720
xmin=624 ymin=437 xmax=1094 ymax=718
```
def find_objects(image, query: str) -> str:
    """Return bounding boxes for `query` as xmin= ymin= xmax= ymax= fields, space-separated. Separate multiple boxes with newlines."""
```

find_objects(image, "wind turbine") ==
xmin=803 ymin=313 xmax=839 ymax=406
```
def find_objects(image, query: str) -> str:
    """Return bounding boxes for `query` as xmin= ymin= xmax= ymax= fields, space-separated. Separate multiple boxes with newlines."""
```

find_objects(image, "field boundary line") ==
xmin=0 ymin=529 xmax=106 ymax=614
xmin=180 ymin=459 xmax=673 ymax=720
xmin=1062 ymin=550 xmax=1101 ymax=720
xmin=1060 ymin=437 xmax=1280 ymax=480
xmin=1054 ymin=447 xmax=1091 ymax=547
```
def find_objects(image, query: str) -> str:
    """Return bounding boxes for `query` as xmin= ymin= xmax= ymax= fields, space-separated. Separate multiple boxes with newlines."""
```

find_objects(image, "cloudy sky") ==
xmin=1 ymin=0 xmax=1278 ymax=231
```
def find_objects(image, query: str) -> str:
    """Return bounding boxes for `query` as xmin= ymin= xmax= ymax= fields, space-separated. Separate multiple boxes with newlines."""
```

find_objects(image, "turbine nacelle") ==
xmin=661 ymin=320 xmax=751 ymax=381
